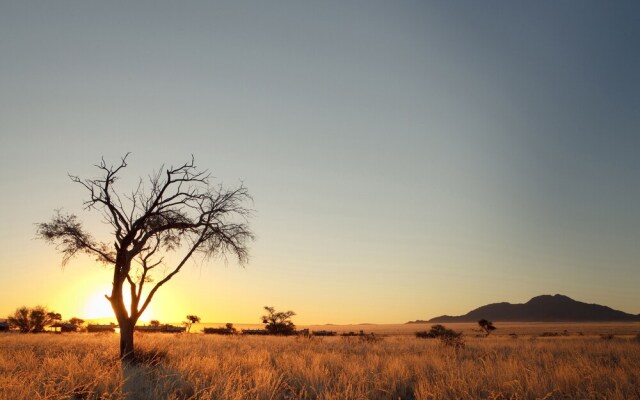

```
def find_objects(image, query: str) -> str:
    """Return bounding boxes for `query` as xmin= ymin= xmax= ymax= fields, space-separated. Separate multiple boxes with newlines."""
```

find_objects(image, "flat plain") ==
xmin=1 ymin=322 xmax=639 ymax=400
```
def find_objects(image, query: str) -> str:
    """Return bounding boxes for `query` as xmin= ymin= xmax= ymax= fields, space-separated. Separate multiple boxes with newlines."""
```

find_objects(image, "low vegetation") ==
xmin=6 ymin=306 xmax=84 ymax=333
xmin=2 ymin=331 xmax=638 ymax=399
xmin=261 ymin=306 xmax=297 ymax=336
xmin=203 ymin=323 xmax=237 ymax=335
xmin=478 ymin=319 xmax=496 ymax=336
xmin=415 ymin=324 xmax=465 ymax=348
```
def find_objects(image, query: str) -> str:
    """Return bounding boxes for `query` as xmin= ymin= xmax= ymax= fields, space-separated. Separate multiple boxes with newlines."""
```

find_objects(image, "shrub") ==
xmin=261 ymin=306 xmax=296 ymax=335
xmin=415 ymin=324 xmax=464 ymax=348
xmin=203 ymin=323 xmax=237 ymax=335
xmin=478 ymin=319 xmax=496 ymax=336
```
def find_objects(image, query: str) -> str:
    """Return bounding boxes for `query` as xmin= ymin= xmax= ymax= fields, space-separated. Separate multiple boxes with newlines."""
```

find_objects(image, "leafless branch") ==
xmin=38 ymin=154 xmax=253 ymax=339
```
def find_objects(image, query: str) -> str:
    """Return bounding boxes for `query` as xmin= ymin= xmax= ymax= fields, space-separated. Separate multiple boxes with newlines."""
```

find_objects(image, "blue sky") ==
xmin=1 ymin=1 xmax=639 ymax=323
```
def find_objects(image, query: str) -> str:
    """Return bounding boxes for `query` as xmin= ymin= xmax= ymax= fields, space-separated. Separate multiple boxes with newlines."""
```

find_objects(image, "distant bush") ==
xmin=340 ymin=330 xmax=381 ymax=343
xmin=204 ymin=323 xmax=237 ymax=335
xmin=261 ymin=306 xmax=296 ymax=336
xmin=312 ymin=330 xmax=337 ymax=337
xmin=478 ymin=319 xmax=496 ymax=336
xmin=540 ymin=330 xmax=570 ymax=337
xmin=341 ymin=330 xmax=367 ymax=337
xmin=415 ymin=324 xmax=464 ymax=348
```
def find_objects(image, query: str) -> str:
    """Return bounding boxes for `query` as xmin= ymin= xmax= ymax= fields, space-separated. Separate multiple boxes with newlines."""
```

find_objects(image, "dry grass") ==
xmin=1 ymin=330 xmax=639 ymax=400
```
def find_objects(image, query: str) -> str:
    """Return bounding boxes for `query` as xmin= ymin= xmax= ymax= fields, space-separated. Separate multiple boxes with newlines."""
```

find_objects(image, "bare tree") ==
xmin=37 ymin=154 xmax=253 ymax=362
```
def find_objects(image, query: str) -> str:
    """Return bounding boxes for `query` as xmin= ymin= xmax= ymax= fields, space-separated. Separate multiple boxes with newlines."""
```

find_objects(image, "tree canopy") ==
xmin=261 ymin=306 xmax=296 ymax=335
xmin=7 ymin=306 xmax=60 ymax=333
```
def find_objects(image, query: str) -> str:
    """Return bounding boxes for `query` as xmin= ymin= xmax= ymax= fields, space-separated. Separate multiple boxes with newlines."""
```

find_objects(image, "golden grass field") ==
xmin=1 ymin=323 xmax=639 ymax=400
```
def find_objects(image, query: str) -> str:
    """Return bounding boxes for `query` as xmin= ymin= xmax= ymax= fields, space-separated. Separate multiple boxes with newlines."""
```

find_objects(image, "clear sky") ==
xmin=1 ymin=1 xmax=639 ymax=325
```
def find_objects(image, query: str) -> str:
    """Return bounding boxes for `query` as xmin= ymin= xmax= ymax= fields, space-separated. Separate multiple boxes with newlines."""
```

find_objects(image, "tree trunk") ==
xmin=119 ymin=319 xmax=135 ymax=363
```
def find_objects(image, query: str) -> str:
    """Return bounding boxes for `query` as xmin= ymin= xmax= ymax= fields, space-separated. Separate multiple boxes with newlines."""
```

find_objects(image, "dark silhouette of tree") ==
xmin=7 ymin=306 xmax=60 ymax=333
xmin=67 ymin=317 xmax=85 ymax=327
xmin=149 ymin=320 xmax=161 ymax=327
xmin=65 ymin=317 xmax=85 ymax=332
xmin=7 ymin=307 xmax=31 ymax=333
xmin=478 ymin=319 xmax=496 ymax=336
xmin=37 ymin=154 xmax=253 ymax=362
xmin=184 ymin=314 xmax=201 ymax=333
xmin=261 ymin=306 xmax=296 ymax=335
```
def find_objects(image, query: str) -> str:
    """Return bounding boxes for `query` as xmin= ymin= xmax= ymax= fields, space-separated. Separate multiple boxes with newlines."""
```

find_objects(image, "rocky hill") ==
xmin=408 ymin=294 xmax=640 ymax=323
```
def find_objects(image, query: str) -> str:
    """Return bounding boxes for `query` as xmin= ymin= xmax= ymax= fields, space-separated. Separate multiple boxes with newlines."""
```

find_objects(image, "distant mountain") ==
xmin=410 ymin=294 xmax=640 ymax=323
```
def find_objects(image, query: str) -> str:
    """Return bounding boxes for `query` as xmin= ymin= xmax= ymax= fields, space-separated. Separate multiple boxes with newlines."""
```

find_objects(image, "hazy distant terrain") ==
xmin=411 ymin=294 xmax=640 ymax=323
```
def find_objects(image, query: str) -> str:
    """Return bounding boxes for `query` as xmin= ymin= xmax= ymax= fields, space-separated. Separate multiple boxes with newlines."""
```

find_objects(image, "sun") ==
xmin=83 ymin=288 xmax=154 ymax=321
xmin=84 ymin=292 xmax=114 ymax=320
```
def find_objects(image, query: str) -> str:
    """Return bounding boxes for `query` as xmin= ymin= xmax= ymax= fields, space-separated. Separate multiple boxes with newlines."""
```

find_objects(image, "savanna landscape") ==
xmin=2 ymin=2 xmax=640 ymax=400
xmin=1 ymin=322 xmax=639 ymax=400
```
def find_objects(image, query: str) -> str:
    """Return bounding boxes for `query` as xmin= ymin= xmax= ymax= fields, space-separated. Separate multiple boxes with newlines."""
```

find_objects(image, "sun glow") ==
xmin=83 ymin=292 xmax=113 ymax=320
xmin=83 ymin=288 xmax=154 ymax=321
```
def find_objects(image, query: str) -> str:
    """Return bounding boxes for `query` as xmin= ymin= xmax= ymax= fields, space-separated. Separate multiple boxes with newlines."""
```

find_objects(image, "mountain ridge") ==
xmin=408 ymin=294 xmax=640 ymax=323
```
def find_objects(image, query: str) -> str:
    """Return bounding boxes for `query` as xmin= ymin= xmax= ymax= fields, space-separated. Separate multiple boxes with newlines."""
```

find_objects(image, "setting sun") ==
xmin=1 ymin=1 xmax=640 ymax=398
xmin=83 ymin=292 xmax=113 ymax=320
xmin=83 ymin=288 xmax=154 ymax=322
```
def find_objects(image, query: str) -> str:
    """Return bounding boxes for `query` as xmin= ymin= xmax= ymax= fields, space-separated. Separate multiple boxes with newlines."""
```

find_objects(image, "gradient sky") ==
xmin=1 ymin=1 xmax=639 ymax=325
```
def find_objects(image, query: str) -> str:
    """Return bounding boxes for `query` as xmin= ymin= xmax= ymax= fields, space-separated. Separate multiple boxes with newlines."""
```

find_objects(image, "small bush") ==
xmin=478 ymin=319 xmax=496 ymax=336
xmin=415 ymin=324 xmax=464 ymax=348
xmin=203 ymin=323 xmax=237 ymax=335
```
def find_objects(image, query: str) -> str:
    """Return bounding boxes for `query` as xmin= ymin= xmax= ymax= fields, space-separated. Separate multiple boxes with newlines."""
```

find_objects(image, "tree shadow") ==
xmin=121 ymin=348 xmax=193 ymax=400
xmin=122 ymin=363 xmax=156 ymax=400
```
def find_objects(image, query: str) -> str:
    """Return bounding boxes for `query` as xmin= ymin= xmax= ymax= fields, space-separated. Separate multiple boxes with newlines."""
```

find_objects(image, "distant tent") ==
xmin=50 ymin=323 xmax=79 ymax=333
xmin=135 ymin=324 xmax=186 ymax=333
xmin=0 ymin=321 xmax=9 ymax=332
xmin=87 ymin=324 xmax=117 ymax=333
